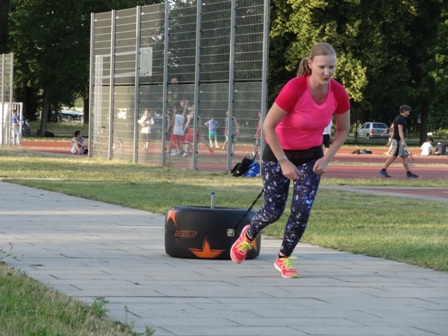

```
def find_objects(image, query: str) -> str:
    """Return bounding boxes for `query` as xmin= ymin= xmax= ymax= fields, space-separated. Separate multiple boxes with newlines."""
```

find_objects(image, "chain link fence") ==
xmin=89 ymin=0 xmax=268 ymax=170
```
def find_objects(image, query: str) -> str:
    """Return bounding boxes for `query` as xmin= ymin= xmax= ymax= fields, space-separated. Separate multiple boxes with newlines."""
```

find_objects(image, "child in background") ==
xmin=205 ymin=117 xmax=219 ymax=148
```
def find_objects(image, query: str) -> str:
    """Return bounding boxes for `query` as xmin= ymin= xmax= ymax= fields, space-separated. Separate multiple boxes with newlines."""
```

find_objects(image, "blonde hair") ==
xmin=297 ymin=42 xmax=337 ymax=77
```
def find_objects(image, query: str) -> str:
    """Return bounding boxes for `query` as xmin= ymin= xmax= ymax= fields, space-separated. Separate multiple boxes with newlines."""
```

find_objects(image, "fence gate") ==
xmin=0 ymin=53 xmax=14 ymax=145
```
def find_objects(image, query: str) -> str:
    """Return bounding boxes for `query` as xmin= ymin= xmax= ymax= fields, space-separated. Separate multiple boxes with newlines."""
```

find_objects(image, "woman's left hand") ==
xmin=313 ymin=157 xmax=329 ymax=175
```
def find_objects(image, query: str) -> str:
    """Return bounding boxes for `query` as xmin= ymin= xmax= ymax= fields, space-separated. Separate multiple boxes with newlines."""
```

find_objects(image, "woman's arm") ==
xmin=323 ymin=111 xmax=350 ymax=161
xmin=263 ymin=103 xmax=300 ymax=180
xmin=183 ymin=114 xmax=192 ymax=133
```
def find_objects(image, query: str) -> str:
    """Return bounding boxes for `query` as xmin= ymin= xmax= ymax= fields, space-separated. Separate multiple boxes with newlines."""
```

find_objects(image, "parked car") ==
xmin=50 ymin=110 xmax=83 ymax=122
xmin=357 ymin=122 xmax=389 ymax=139
xmin=22 ymin=119 xmax=31 ymax=136
xmin=151 ymin=114 xmax=164 ymax=133
xmin=60 ymin=110 xmax=83 ymax=121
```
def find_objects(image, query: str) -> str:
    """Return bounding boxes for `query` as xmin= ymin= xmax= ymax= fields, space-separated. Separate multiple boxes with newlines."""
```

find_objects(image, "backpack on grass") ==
xmin=231 ymin=152 xmax=258 ymax=177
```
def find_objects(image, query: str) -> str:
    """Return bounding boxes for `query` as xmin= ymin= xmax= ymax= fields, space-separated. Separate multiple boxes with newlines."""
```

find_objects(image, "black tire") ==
xmin=366 ymin=134 xmax=371 ymax=139
xmin=165 ymin=206 xmax=261 ymax=260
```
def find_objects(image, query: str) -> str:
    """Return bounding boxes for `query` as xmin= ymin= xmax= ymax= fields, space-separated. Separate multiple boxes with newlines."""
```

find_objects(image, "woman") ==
xmin=230 ymin=42 xmax=351 ymax=278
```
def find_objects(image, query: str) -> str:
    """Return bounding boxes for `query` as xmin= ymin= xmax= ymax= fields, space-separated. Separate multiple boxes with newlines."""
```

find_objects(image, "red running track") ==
xmin=16 ymin=140 xmax=448 ymax=182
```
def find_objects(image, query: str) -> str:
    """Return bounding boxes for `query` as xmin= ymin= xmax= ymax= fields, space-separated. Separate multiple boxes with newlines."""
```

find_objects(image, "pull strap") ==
xmin=232 ymin=188 xmax=264 ymax=231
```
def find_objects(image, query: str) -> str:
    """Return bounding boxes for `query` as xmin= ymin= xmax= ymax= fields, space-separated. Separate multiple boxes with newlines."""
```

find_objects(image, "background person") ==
xmin=71 ymin=130 xmax=87 ymax=154
xmin=11 ymin=110 xmax=21 ymax=145
xmin=322 ymin=120 xmax=332 ymax=153
xmin=253 ymin=110 xmax=262 ymax=157
xmin=433 ymin=141 xmax=446 ymax=155
xmin=139 ymin=110 xmax=154 ymax=152
xmin=182 ymin=105 xmax=213 ymax=157
xmin=168 ymin=104 xmax=185 ymax=156
xmin=230 ymin=42 xmax=350 ymax=278
xmin=379 ymin=105 xmax=418 ymax=178
xmin=204 ymin=117 xmax=219 ymax=148
xmin=222 ymin=111 xmax=239 ymax=155
xmin=420 ymin=137 xmax=433 ymax=156
xmin=383 ymin=122 xmax=394 ymax=155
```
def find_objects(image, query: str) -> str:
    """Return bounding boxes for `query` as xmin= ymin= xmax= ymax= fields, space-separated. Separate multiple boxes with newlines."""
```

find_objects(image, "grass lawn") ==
xmin=0 ymin=147 xmax=447 ymax=335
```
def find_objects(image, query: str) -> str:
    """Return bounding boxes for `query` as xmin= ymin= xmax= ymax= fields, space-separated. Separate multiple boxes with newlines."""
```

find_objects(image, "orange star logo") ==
xmin=166 ymin=209 xmax=177 ymax=225
xmin=252 ymin=239 xmax=258 ymax=251
xmin=189 ymin=237 xmax=225 ymax=259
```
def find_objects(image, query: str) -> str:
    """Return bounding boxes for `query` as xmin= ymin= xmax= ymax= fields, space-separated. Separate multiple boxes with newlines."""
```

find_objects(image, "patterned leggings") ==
xmin=247 ymin=160 xmax=321 ymax=256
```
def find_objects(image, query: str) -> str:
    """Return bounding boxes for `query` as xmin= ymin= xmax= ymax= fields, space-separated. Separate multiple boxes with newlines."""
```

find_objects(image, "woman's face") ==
xmin=309 ymin=55 xmax=336 ymax=85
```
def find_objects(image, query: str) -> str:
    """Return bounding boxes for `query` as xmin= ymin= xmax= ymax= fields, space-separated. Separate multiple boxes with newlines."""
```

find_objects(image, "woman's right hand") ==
xmin=280 ymin=160 xmax=299 ymax=180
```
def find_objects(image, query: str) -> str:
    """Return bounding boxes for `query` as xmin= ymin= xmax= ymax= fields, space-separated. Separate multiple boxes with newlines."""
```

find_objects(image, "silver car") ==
xmin=357 ymin=122 xmax=389 ymax=139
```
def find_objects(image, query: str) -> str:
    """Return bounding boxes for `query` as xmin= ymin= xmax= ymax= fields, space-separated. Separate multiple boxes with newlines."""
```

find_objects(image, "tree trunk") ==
xmin=419 ymin=98 xmax=430 ymax=146
xmin=39 ymin=87 xmax=51 ymax=135
xmin=0 ymin=0 xmax=9 ymax=54
xmin=83 ymin=80 xmax=89 ymax=124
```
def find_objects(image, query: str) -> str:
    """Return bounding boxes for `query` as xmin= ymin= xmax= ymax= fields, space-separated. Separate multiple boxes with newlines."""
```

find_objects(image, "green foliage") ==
xmin=90 ymin=296 xmax=109 ymax=319
xmin=8 ymin=0 xmax=163 ymax=129
xmin=5 ymin=0 xmax=448 ymax=133
xmin=0 ymin=243 xmax=13 ymax=262
xmin=269 ymin=0 xmax=448 ymax=129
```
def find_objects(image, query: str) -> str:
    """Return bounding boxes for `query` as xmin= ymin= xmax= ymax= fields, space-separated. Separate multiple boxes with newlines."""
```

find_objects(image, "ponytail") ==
xmin=297 ymin=57 xmax=311 ymax=77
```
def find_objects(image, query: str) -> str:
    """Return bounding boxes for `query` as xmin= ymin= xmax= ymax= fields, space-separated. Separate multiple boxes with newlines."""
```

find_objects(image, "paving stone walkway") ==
xmin=1 ymin=181 xmax=447 ymax=335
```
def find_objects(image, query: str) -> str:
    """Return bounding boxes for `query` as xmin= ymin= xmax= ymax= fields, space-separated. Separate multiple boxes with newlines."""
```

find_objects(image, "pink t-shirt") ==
xmin=273 ymin=76 xmax=350 ymax=150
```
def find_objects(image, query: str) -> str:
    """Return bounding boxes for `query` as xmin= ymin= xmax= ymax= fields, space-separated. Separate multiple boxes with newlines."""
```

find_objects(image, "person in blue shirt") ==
xmin=11 ymin=110 xmax=21 ymax=145
xmin=205 ymin=117 xmax=219 ymax=149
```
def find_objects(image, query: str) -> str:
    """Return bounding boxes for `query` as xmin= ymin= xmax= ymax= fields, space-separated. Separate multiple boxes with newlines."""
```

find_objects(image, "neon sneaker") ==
xmin=230 ymin=225 xmax=254 ymax=264
xmin=274 ymin=256 xmax=299 ymax=278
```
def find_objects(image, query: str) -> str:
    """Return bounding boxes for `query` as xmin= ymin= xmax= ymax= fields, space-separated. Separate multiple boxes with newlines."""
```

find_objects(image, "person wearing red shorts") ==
xmin=182 ymin=105 xmax=213 ymax=157
xmin=169 ymin=105 xmax=185 ymax=156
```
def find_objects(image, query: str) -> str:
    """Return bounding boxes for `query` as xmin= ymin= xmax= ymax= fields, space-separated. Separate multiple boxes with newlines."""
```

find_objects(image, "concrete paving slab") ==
xmin=1 ymin=181 xmax=447 ymax=336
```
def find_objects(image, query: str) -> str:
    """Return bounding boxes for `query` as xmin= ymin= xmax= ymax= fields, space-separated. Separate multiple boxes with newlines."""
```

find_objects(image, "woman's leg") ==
xmin=279 ymin=161 xmax=321 ymax=256
xmin=247 ymin=160 xmax=290 ymax=239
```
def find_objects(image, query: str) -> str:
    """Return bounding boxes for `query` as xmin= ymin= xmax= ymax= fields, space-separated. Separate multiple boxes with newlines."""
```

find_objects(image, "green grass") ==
xmin=0 ymin=147 xmax=447 ymax=334
xmin=0 ymin=264 xmax=153 ymax=335
xmin=27 ymin=120 xmax=88 ymax=139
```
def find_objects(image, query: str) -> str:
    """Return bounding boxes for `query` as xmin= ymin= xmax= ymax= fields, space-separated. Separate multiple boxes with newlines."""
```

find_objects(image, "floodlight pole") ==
xmin=226 ymin=0 xmax=237 ymax=171
xmin=260 ymin=0 xmax=271 ymax=156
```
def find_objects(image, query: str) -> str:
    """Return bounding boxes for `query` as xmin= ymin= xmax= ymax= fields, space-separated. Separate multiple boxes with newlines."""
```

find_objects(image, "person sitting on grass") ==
xmin=433 ymin=141 xmax=447 ymax=156
xmin=420 ymin=137 xmax=433 ymax=156
xmin=71 ymin=130 xmax=88 ymax=155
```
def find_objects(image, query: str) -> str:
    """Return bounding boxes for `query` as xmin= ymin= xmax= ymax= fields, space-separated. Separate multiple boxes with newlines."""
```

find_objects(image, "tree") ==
xmin=9 ymin=0 xmax=161 ymax=134
xmin=425 ymin=5 xmax=448 ymax=135
xmin=0 ymin=0 xmax=9 ymax=53
xmin=269 ymin=0 xmax=448 ymax=138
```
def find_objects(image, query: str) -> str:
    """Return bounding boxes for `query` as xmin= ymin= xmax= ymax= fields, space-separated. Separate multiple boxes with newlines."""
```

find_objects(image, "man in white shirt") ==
xmin=420 ymin=137 xmax=433 ymax=156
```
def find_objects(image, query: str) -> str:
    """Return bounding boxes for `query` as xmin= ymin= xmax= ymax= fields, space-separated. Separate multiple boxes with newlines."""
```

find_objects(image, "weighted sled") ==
xmin=165 ymin=206 xmax=261 ymax=260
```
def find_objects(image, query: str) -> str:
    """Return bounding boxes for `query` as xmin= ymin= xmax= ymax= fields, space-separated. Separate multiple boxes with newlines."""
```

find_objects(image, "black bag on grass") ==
xmin=231 ymin=152 xmax=257 ymax=177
